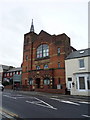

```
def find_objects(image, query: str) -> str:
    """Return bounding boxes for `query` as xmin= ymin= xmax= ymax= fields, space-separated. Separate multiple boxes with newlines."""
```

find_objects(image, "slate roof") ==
xmin=66 ymin=48 xmax=90 ymax=60
xmin=2 ymin=65 xmax=10 ymax=70
xmin=0 ymin=65 xmax=13 ymax=72
xmin=7 ymin=67 xmax=22 ymax=72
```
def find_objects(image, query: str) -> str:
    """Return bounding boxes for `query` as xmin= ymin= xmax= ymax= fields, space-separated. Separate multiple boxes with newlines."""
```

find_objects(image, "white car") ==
xmin=0 ymin=84 xmax=4 ymax=91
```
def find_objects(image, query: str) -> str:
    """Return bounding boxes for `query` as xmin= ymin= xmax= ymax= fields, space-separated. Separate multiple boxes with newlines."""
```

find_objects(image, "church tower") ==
xmin=22 ymin=19 xmax=36 ymax=86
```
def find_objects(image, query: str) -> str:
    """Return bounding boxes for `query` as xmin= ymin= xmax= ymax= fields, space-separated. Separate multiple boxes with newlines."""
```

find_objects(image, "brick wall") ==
xmin=22 ymin=30 xmax=72 ymax=94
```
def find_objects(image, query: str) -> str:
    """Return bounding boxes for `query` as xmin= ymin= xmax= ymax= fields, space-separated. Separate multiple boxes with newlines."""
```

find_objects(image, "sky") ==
xmin=0 ymin=0 xmax=89 ymax=67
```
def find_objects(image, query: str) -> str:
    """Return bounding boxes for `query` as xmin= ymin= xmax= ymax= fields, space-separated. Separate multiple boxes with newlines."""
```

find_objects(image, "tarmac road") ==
xmin=1 ymin=90 xmax=90 ymax=119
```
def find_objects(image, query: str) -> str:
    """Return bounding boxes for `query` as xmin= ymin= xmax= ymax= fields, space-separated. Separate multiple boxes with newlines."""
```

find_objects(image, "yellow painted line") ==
xmin=0 ymin=107 xmax=18 ymax=117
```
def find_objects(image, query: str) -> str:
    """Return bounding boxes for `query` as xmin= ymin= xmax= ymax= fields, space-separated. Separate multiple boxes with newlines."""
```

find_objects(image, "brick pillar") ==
xmin=32 ymin=79 xmax=35 ymax=90
xmin=50 ymin=78 xmax=53 ymax=88
xmin=40 ymin=78 xmax=43 ymax=89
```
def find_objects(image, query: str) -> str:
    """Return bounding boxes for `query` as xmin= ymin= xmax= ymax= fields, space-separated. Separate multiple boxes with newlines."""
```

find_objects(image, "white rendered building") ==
xmin=65 ymin=48 xmax=90 ymax=96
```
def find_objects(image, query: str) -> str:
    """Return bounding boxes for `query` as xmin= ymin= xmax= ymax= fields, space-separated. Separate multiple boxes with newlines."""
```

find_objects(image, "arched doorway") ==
xmin=36 ymin=78 xmax=40 ymax=88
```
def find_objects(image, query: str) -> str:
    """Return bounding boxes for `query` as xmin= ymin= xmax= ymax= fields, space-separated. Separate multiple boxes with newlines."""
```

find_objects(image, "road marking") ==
xmin=14 ymin=96 xmax=26 ymax=99
xmin=26 ymin=97 xmax=57 ymax=110
xmin=3 ymin=95 xmax=17 ymax=99
xmin=50 ymin=98 xmax=60 ymax=102
xmin=50 ymin=98 xmax=80 ymax=106
xmin=3 ymin=94 xmax=35 ymax=100
xmin=3 ymin=92 xmax=11 ymax=95
xmin=16 ymin=94 xmax=23 ymax=96
xmin=79 ymin=101 xmax=90 ymax=104
xmin=61 ymin=100 xmax=80 ymax=106
xmin=35 ymin=97 xmax=57 ymax=110
xmin=0 ymin=107 xmax=18 ymax=118
xmin=26 ymin=100 xmax=42 ymax=104
xmin=52 ymin=96 xmax=58 ymax=97
xmin=82 ymin=115 xmax=90 ymax=118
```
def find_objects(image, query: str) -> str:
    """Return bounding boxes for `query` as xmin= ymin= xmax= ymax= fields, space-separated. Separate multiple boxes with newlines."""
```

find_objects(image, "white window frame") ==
xmin=67 ymin=78 xmax=72 ymax=90
xmin=78 ymin=77 xmax=85 ymax=89
xmin=87 ymin=76 xmax=90 ymax=89
xmin=76 ymin=74 xmax=90 ymax=91
xmin=79 ymin=59 xmax=85 ymax=69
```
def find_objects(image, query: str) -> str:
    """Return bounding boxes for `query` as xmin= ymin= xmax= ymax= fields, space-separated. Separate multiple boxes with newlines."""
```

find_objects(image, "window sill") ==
xmin=77 ymin=89 xmax=87 ymax=91
xmin=79 ymin=68 xmax=86 ymax=70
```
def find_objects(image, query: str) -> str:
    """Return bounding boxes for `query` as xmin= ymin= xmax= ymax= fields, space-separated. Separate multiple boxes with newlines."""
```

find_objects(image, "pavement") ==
xmin=4 ymin=89 xmax=90 ymax=102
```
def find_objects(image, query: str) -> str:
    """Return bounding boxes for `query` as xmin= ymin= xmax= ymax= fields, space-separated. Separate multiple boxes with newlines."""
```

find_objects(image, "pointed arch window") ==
xmin=37 ymin=44 xmax=49 ymax=58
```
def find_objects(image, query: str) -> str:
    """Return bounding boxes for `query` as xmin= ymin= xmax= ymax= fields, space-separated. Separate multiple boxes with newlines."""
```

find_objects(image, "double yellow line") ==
xmin=0 ymin=107 xmax=18 ymax=119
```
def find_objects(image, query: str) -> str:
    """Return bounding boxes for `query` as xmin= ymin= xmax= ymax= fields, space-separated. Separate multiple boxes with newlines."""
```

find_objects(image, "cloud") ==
xmin=0 ymin=0 xmax=88 ymax=66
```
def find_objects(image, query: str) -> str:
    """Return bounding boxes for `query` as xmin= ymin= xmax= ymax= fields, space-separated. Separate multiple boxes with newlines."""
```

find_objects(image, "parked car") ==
xmin=0 ymin=84 xmax=4 ymax=91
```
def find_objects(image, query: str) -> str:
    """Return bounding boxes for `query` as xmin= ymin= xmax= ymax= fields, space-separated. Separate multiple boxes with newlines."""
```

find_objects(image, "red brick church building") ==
xmin=22 ymin=20 xmax=76 ymax=94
